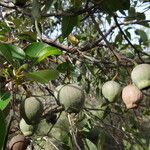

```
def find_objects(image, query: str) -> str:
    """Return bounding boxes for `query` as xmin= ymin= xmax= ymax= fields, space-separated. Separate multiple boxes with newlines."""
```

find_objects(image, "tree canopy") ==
xmin=0 ymin=0 xmax=150 ymax=150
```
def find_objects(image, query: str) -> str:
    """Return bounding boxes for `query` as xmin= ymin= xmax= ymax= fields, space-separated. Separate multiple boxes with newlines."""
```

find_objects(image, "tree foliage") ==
xmin=0 ymin=0 xmax=150 ymax=149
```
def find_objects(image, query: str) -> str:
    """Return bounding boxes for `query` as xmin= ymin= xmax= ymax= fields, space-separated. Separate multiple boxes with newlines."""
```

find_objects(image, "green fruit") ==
xmin=20 ymin=97 xmax=43 ymax=124
xmin=19 ymin=118 xmax=34 ymax=136
xmin=54 ymin=83 xmax=85 ymax=113
xmin=131 ymin=64 xmax=150 ymax=90
xmin=102 ymin=81 xmax=121 ymax=102
xmin=122 ymin=84 xmax=143 ymax=109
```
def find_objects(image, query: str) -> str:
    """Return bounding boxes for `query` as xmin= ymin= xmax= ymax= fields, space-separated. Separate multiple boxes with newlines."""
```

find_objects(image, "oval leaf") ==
xmin=24 ymin=42 xmax=62 ymax=64
xmin=0 ymin=92 xmax=11 ymax=111
xmin=0 ymin=43 xmax=16 ymax=66
xmin=25 ymin=69 xmax=59 ymax=83
xmin=62 ymin=12 xmax=79 ymax=38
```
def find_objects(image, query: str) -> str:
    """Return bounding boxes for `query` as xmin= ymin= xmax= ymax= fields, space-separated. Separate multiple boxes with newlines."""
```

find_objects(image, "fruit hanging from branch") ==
xmin=20 ymin=97 xmax=43 ymax=124
xmin=54 ymin=83 xmax=85 ymax=113
xmin=19 ymin=118 xmax=34 ymax=136
xmin=122 ymin=84 xmax=143 ymax=109
xmin=131 ymin=64 xmax=150 ymax=90
xmin=102 ymin=80 xmax=121 ymax=102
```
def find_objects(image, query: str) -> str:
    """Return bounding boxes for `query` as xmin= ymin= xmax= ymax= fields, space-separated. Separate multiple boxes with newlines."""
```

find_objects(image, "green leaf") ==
xmin=24 ymin=42 xmax=47 ymax=57
xmin=99 ymin=0 xmax=130 ymax=14
xmin=24 ymin=42 xmax=62 ymax=64
xmin=25 ymin=69 xmax=59 ymax=83
xmin=84 ymin=139 xmax=97 ymax=150
xmin=0 ymin=92 xmax=11 ymax=111
xmin=57 ymin=62 xmax=74 ymax=73
xmin=0 ymin=43 xmax=17 ymax=67
xmin=0 ymin=110 xmax=6 ymax=150
xmin=115 ymin=32 xmax=123 ymax=44
xmin=8 ymin=45 xmax=25 ymax=60
xmin=32 ymin=0 xmax=41 ymax=20
xmin=135 ymin=29 xmax=148 ymax=45
xmin=62 ymin=11 xmax=79 ymax=38
xmin=0 ymin=22 xmax=11 ymax=35
xmin=18 ymin=31 xmax=37 ymax=42
xmin=35 ymin=46 xmax=62 ymax=64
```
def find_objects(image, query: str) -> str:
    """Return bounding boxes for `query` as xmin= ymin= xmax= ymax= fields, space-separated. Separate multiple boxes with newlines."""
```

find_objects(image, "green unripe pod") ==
xmin=102 ymin=80 xmax=121 ymax=102
xmin=131 ymin=64 xmax=150 ymax=90
xmin=54 ymin=83 xmax=85 ymax=113
xmin=20 ymin=97 xmax=43 ymax=124
xmin=19 ymin=118 xmax=34 ymax=136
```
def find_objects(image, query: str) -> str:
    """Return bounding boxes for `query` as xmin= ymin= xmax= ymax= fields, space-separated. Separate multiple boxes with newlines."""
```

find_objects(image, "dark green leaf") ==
xmin=135 ymin=29 xmax=148 ymax=45
xmin=18 ymin=31 xmax=37 ymax=42
xmin=115 ymin=33 xmax=123 ymax=44
xmin=25 ymin=69 xmax=59 ymax=83
xmin=32 ymin=0 xmax=41 ymax=20
xmin=0 ymin=43 xmax=17 ymax=67
xmin=62 ymin=12 xmax=79 ymax=38
xmin=0 ymin=91 xmax=11 ymax=111
xmin=0 ymin=110 xmax=6 ymax=150
xmin=57 ymin=62 xmax=74 ymax=73
xmin=0 ymin=22 xmax=11 ymax=35
xmin=99 ymin=0 xmax=130 ymax=14
xmin=24 ymin=42 xmax=62 ymax=64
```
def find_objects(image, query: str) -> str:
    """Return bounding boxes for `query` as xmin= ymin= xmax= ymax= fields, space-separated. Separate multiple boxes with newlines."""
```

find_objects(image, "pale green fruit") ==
xmin=122 ymin=84 xmax=143 ymax=109
xmin=19 ymin=118 xmax=34 ymax=136
xmin=102 ymin=81 xmax=121 ymax=102
xmin=20 ymin=97 xmax=43 ymax=124
xmin=54 ymin=83 xmax=85 ymax=113
xmin=131 ymin=64 xmax=150 ymax=89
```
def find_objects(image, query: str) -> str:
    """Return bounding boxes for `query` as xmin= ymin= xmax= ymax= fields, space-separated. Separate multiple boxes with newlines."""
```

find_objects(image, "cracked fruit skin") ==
xmin=131 ymin=64 xmax=150 ymax=90
xmin=102 ymin=81 xmax=121 ymax=102
xmin=19 ymin=118 xmax=34 ymax=136
xmin=54 ymin=84 xmax=85 ymax=113
xmin=9 ymin=135 xmax=29 ymax=150
xmin=20 ymin=97 xmax=43 ymax=125
xmin=122 ymin=84 xmax=143 ymax=109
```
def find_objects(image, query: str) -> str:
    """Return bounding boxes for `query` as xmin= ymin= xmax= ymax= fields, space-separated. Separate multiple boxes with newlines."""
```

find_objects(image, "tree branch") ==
xmin=113 ymin=14 xmax=150 ymax=58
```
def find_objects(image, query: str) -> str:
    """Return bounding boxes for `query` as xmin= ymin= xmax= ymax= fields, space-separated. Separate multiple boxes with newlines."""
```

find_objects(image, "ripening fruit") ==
xmin=68 ymin=35 xmax=79 ymax=45
xmin=131 ymin=64 xmax=150 ymax=90
xmin=19 ymin=118 xmax=34 ymax=136
xmin=9 ymin=135 xmax=29 ymax=150
xmin=122 ymin=84 xmax=143 ymax=109
xmin=20 ymin=97 xmax=43 ymax=124
xmin=102 ymin=81 xmax=121 ymax=102
xmin=54 ymin=83 xmax=85 ymax=113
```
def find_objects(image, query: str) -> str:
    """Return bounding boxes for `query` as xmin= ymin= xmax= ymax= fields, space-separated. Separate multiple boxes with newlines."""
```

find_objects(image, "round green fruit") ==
xmin=20 ymin=97 xmax=43 ymax=124
xmin=102 ymin=80 xmax=121 ymax=102
xmin=122 ymin=84 xmax=143 ymax=109
xmin=131 ymin=64 xmax=150 ymax=90
xmin=19 ymin=118 xmax=34 ymax=136
xmin=54 ymin=83 xmax=85 ymax=113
